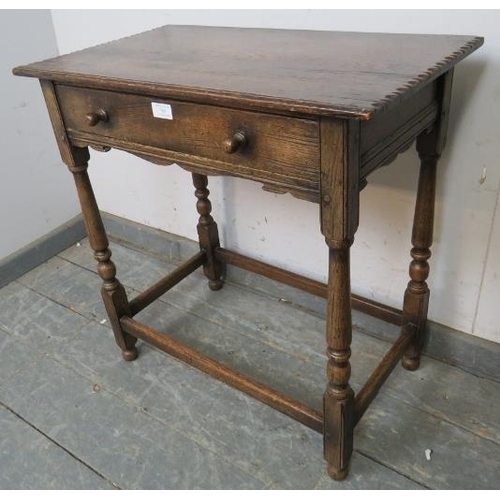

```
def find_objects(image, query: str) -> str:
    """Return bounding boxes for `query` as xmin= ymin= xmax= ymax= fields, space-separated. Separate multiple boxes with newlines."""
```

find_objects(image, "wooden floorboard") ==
xmin=0 ymin=237 xmax=498 ymax=489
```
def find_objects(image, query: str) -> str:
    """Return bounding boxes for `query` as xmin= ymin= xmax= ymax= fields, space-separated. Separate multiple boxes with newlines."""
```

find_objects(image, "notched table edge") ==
xmin=369 ymin=35 xmax=484 ymax=115
xmin=12 ymin=34 xmax=483 ymax=122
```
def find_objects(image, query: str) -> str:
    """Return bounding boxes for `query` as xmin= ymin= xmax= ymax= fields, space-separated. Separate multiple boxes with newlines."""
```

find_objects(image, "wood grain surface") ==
xmin=13 ymin=26 xmax=483 ymax=119
xmin=55 ymin=84 xmax=320 ymax=192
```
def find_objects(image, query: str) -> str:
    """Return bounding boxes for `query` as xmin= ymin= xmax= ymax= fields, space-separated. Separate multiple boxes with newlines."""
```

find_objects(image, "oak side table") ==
xmin=14 ymin=26 xmax=483 ymax=480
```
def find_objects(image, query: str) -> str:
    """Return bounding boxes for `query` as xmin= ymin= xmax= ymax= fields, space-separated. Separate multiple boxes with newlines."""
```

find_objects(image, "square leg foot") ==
xmin=327 ymin=464 xmax=349 ymax=481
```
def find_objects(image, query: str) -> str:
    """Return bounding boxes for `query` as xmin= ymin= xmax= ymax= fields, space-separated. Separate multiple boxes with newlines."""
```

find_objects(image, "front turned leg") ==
xmin=71 ymin=164 xmax=138 ymax=361
xmin=323 ymin=239 xmax=355 ymax=480
xmin=401 ymin=138 xmax=438 ymax=371
xmin=192 ymin=173 xmax=224 ymax=290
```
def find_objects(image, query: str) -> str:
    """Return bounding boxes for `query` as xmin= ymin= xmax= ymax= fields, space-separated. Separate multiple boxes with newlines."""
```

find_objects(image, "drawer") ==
xmin=55 ymin=85 xmax=320 ymax=192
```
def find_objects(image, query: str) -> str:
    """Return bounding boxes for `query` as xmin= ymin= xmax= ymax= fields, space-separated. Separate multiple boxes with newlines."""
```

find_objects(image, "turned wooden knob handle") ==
xmin=223 ymin=131 xmax=247 ymax=154
xmin=86 ymin=108 xmax=108 ymax=127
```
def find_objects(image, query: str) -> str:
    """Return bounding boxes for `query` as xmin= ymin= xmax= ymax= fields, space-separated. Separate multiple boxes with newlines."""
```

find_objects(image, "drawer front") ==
xmin=55 ymin=85 xmax=320 ymax=192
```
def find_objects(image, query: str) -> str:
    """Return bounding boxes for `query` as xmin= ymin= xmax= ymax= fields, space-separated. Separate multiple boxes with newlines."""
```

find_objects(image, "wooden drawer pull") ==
xmin=223 ymin=131 xmax=247 ymax=154
xmin=86 ymin=108 xmax=108 ymax=127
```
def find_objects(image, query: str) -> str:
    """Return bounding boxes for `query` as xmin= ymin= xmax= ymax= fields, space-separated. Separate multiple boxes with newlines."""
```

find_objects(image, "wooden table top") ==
xmin=13 ymin=26 xmax=483 ymax=120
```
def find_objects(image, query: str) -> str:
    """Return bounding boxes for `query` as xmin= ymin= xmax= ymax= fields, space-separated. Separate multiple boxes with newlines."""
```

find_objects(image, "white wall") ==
xmin=50 ymin=10 xmax=500 ymax=343
xmin=0 ymin=10 xmax=80 ymax=260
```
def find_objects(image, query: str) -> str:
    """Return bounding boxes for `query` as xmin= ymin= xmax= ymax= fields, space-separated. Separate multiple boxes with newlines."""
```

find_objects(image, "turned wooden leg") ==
xmin=192 ymin=173 xmax=224 ymax=291
xmin=37 ymin=84 xmax=137 ymax=360
xmin=401 ymin=138 xmax=439 ymax=371
xmin=71 ymin=163 xmax=138 ymax=361
xmin=323 ymin=239 xmax=355 ymax=480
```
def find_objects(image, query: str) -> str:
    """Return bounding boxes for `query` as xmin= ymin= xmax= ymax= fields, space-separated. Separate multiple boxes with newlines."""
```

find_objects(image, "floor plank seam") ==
xmin=64 ymin=237 xmax=500 ymax=382
xmin=7 ymin=296 xmax=499 ymax=469
xmin=0 ymin=401 xmax=120 ymax=490
xmin=24 ymin=248 xmax=500 ymax=450
xmin=56 ymin=246 xmax=500 ymax=446
xmin=422 ymin=358 xmax=500 ymax=385
xmin=149 ymin=289 xmax=406 ymax=388
xmin=17 ymin=261 xmax=487 ymax=396
xmin=22 ymin=251 xmax=315 ymax=373
xmin=223 ymin=276 xmax=327 ymax=313
xmin=61 ymin=241 xmax=324 ymax=328
xmin=45 ymin=255 xmax=282 ymax=362
xmin=10 ymin=337 xmax=271 ymax=487
xmin=4 ymin=346 xmax=263 ymax=489
xmin=0 ymin=361 xmax=38 ymax=390
xmin=154 ymin=293 xmax=318 ymax=365
xmin=56 ymin=245 xmax=500 ymax=467
xmin=381 ymin=389 xmax=500 ymax=448
xmin=1 ymin=239 xmax=497 ymax=488
xmin=0 ymin=284 xmax=94 ymax=351
xmin=0 ymin=328 xmax=41 ymax=390
xmin=1 ymin=325 xmax=99 ymax=391
xmin=57 ymin=246 xmax=415 ymax=374
xmin=107 ymin=236 xmax=188 ymax=265
xmin=57 ymin=254 xmax=101 ymax=276
xmin=6 ymin=335 xmax=160 ymax=419
xmin=55 ymin=244 xmax=415 ymax=371
xmin=102 ymin=385 xmax=276 ymax=487
xmin=354 ymin=449 xmax=432 ymax=490
xmin=14 ymin=278 xmax=95 ymax=323
xmin=59 ymin=251 xmax=327 ymax=365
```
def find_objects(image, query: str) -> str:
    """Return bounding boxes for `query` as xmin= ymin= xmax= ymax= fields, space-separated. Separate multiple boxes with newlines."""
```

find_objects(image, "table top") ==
xmin=14 ymin=26 xmax=483 ymax=120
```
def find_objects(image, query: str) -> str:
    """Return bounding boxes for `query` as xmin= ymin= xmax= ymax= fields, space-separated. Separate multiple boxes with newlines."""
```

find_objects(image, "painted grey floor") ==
xmin=1 ymin=237 xmax=499 ymax=489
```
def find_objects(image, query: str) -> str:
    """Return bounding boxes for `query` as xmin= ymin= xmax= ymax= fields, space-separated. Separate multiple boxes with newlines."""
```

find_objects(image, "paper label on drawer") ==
xmin=151 ymin=102 xmax=173 ymax=120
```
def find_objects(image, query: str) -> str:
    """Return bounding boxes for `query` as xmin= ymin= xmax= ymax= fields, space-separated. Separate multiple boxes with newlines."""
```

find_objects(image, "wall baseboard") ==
xmin=0 ymin=215 xmax=86 ymax=289
xmin=101 ymin=213 xmax=500 ymax=383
